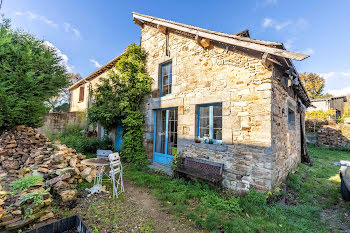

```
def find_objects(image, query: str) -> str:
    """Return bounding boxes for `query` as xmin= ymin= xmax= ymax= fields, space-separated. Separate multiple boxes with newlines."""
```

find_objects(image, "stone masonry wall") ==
xmin=318 ymin=124 xmax=350 ymax=146
xmin=271 ymin=78 xmax=301 ymax=188
xmin=141 ymin=24 xmax=275 ymax=191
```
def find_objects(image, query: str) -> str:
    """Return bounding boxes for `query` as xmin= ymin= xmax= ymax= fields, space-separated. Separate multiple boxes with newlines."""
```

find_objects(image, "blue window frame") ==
xmin=160 ymin=62 xmax=172 ymax=96
xmin=197 ymin=103 xmax=222 ymax=144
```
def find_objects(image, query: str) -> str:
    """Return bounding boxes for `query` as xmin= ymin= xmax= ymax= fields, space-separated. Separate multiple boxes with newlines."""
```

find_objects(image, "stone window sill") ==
xmin=192 ymin=141 xmax=228 ymax=152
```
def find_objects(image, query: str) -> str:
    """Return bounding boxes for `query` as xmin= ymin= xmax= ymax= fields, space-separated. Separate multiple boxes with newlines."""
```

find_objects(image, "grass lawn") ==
xmin=53 ymin=145 xmax=350 ymax=232
xmin=123 ymin=145 xmax=350 ymax=233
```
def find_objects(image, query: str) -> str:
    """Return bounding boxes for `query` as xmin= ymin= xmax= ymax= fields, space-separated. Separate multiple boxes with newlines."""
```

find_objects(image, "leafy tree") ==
xmin=299 ymin=72 xmax=332 ymax=99
xmin=305 ymin=109 xmax=335 ymax=132
xmin=0 ymin=18 xmax=69 ymax=130
xmin=88 ymin=43 xmax=152 ymax=166
xmin=47 ymin=73 xmax=82 ymax=112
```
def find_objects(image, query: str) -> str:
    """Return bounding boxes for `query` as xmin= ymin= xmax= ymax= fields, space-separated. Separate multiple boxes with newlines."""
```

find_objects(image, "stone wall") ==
xmin=36 ymin=112 xmax=87 ymax=137
xmin=141 ymin=24 xmax=278 ymax=191
xmin=271 ymin=78 xmax=301 ymax=188
xmin=318 ymin=124 xmax=350 ymax=146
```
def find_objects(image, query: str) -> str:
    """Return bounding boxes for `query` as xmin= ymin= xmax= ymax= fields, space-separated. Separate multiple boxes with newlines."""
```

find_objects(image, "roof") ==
xmin=132 ymin=12 xmax=311 ymax=107
xmin=132 ymin=12 xmax=309 ymax=61
xmin=69 ymin=53 xmax=124 ymax=90
xmin=311 ymin=96 xmax=348 ymax=102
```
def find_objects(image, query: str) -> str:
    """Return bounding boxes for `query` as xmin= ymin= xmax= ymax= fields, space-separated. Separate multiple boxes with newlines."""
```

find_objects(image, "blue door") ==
xmin=115 ymin=122 xmax=123 ymax=151
xmin=153 ymin=108 xmax=178 ymax=165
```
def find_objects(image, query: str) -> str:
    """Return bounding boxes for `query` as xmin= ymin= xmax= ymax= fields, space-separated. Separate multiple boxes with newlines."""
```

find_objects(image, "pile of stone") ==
xmin=0 ymin=125 xmax=96 ymax=231
xmin=318 ymin=125 xmax=349 ymax=146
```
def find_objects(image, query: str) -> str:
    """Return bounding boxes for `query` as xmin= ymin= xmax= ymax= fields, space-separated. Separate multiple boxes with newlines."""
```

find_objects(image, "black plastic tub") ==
xmin=24 ymin=214 xmax=91 ymax=233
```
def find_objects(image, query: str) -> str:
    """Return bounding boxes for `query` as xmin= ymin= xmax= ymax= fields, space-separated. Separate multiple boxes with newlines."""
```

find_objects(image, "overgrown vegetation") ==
xmin=10 ymin=175 xmax=43 ymax=193
xmin=53 ymin=124 xmax=113 ymax=154
xmin=0 ymin=18 xmax=68 ymax=130
xmin=124 ymin=145 xmax=350 ymax=232
xmin=88 ymin=43 xmax=152 ymax=166
xmin=20 ymin=189 xmax=50 ymax=205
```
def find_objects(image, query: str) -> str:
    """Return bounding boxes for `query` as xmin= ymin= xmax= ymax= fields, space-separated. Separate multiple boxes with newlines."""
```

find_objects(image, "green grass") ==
xmin=10 ymin=175 xmax=43 ymax=193
xmin=124 ymin=145 xmax=350 ymax=233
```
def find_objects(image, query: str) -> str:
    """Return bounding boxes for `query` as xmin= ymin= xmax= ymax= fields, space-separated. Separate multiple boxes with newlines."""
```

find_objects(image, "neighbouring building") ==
xmin=307 ymin=96 xmax=347 ymax=118
xmin=70 ymin=12 xmax=312 ymax=191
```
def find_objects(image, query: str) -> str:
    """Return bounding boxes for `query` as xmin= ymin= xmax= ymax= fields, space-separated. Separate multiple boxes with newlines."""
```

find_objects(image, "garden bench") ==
xmin=174 ymin=157 xmax=224 ymax=186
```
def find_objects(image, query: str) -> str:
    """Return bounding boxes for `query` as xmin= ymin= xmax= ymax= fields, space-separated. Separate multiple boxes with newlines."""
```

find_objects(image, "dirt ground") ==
xmin=73 ymin=179 xmax=203 ymax=233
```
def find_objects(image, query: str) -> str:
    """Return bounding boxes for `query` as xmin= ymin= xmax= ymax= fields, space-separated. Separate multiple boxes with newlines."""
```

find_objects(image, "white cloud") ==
xmin=328 ymin=86 xmax=350 ymax=97
xmin=90 ymin=59 xmax=102 ymax=68
xmin=302 ymin=48 xmax=315 ymax=55
xmin=262 ymin=17 xmax=307 ymax=32
xmin=341 ymin=71 xmax=350 ymax=77
xmin=320 ymin=72 xmax=336 ymax=79
xmin=43 ymin=41 xmax=74 ymax=73
xmin=262 ymin=18 xmax=273 ymax=28
xmin=14 ymin=11 xmax=58 ymax=28
xmin=284 ymin=38 xmax=295 ymax=50
xmin=63 ymin=23 xmax=81 ymax=39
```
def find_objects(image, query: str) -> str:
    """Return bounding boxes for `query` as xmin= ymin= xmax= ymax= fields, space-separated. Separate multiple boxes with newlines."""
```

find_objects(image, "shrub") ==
xmin=54 ymin=124 xmax=113 ymax=154
xmin=10 ymin=175 xmax=43 ymax=193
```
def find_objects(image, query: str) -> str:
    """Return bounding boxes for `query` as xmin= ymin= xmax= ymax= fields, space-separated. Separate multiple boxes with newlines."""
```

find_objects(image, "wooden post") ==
xmin=158 ymin=25 xmax=167 ymax=34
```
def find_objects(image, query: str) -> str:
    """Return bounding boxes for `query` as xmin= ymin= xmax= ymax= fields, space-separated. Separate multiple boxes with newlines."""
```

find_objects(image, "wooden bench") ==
xmin=174 ymin=157 xmax=224 ymax=186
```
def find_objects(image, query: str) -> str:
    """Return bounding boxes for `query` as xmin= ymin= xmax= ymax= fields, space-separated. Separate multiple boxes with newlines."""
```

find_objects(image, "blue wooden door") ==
xmin=115 ymin=122 xmax=123 ymax=151
xmin=153 ymin=108 xmax=178 ymax=165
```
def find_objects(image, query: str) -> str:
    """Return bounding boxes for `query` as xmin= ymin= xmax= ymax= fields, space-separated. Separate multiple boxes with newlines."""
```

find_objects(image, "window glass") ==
xmin=198 ymin=104 xmax=222 ymax=142
xmin=288 ymin=108 xmax=295 ymax=128
xmin=160 ymin=62 xmax=172 ymax=96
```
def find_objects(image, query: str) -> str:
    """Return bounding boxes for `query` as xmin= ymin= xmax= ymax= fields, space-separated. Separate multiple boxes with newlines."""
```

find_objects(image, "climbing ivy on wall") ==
xmin=88 ymin=43 xmax=152 ymax=166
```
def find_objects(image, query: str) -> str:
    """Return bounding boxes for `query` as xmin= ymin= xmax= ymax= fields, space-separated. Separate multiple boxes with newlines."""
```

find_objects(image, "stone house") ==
xmin=69 ymin=12 xmax=311 ymax=191
xmin=307 ymin=96 xmax=347 ymax=119
xmin=69 ymin=55 xmax=123 ymax=140
xmin=133 ymin=12 xmax=311 ymax=191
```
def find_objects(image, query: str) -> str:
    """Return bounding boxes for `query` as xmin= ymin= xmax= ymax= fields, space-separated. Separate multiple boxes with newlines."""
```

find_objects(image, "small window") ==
xmin=79 ymin=86 xmax=84 ymax=102
xmin=160 ymin=62 xmax=172 ymax=96
xmin=197 ymin=103 xmax=222 ymax=143
xmin=288 ymin=107 xmax=295 ymax=129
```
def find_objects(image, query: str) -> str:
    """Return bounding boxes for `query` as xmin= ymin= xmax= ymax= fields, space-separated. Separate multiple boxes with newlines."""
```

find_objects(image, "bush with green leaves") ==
xmin=10 ymin=175 xmax=43 ymax=193
xmin=88 ymin=44 xmax=152 ymax=166
xmin=54 ymin=124 xmax=113 ymax=154
xmin=0 ymin=18 xmax=69 ymax=131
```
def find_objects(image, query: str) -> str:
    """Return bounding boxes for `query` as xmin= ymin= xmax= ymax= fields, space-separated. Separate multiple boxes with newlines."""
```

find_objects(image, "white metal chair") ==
xmin=108 ymin=152 xmax=124 ymax=198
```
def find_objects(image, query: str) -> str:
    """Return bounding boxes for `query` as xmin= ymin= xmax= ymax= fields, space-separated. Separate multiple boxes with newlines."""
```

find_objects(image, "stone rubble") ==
xmin=0 ymin=125 xmax=96 ymax=231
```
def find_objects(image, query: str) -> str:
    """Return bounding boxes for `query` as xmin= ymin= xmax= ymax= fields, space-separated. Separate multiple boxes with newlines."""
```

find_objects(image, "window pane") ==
xmin=213 ymin=116 xmax=222 ymax=129
xmin=167 ymin=109 xmax=178 ymax=155
xmin=200 ymin=106 xmax=209 ymax=118
xmin=213 ymin=105 xmax=222 ymax=117
xmin=155 ymin=110 xmax=166 ymax=154
xmin=213 ymin=128 xmax=222 ymax=140
xmin=160 ymin=62 xmax=172 ymax=96
xmin=200 ymin=128 xmax=209 ymax=138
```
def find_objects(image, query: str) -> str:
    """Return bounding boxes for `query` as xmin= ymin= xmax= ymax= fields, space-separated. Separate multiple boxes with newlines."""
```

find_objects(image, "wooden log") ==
xmin=157 ymin=25 xmax=167 ymax=34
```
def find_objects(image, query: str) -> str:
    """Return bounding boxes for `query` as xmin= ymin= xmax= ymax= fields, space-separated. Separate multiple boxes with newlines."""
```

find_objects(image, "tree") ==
xmin=299 ymin=72 xmax=332 ymax=99
xmin=88 ymin=43 xmax=152 ymax=166
xmin=0 ymin=18 xmax=69 ymax=130
xmin=47 ymin=73 xmax=82 ymax=112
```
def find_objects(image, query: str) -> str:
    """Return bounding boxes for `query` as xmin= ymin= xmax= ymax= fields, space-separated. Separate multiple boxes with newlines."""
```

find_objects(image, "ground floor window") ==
xmin=197 ymin=103 xmax=222 ymax=144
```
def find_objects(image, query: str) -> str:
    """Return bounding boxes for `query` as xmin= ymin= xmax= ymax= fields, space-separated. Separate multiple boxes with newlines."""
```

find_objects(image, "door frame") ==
xmin=153 ymin=108 xmax=177 ymax=165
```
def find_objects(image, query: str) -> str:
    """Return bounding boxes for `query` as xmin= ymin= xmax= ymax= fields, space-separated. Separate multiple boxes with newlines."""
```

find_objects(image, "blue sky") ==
xmin=2 ymin=0 xmax=350 ymax=96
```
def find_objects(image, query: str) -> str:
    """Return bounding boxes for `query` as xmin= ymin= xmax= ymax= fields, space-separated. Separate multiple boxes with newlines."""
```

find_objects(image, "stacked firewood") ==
xmin=0 ymin=125 xmax=96 ymax=231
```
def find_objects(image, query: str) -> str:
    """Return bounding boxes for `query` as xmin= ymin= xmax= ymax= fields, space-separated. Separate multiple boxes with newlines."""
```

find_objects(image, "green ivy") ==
xmin=88 ymin=44 xmax=152 ymax=166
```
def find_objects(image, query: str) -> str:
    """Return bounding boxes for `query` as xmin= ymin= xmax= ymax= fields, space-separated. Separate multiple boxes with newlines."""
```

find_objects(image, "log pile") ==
xmin=0 ymin=125 xmax=96 ymax=231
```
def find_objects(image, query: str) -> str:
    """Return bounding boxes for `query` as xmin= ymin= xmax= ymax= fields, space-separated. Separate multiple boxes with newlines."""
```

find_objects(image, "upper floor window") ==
xmin=79 ymin=86 xmax=85 ymax=102
xmin=197 ymin=103 xmax=222 ymax=144
xmin=160 ymin=62 xmax=172 ymax=96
